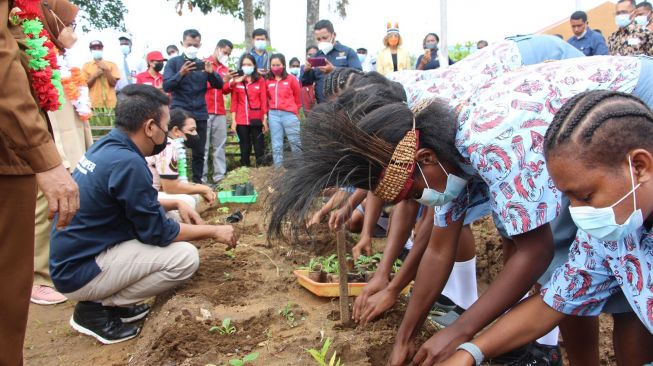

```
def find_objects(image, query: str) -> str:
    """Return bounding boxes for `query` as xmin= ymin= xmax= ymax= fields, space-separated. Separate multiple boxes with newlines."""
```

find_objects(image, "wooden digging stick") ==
xmin=336 ymin=229 xmax=350 ymax=325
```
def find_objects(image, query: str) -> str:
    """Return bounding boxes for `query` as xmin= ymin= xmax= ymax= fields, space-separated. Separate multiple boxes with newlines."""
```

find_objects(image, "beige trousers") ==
xmin=34 ymin=190 xmax=53 ymax=287
xmin=63 ymin=239 xmax=199 ymax=307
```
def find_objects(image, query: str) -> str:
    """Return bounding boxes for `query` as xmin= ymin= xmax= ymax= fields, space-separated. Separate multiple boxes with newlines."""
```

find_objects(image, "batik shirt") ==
xmin=542 ymin=227 xmax=653 ymax=332
xmin=388 ymin=40 xmax=523 ymax=108
xmin=608 ymin=24 xmax=653 ymax=56
xmin=146 ymin=140 xmax=180 ymax=191
xmin=434 ymin=56 xmax=641 ymax=236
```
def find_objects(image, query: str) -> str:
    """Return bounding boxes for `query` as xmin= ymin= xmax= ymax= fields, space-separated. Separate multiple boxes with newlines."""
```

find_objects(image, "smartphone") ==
xmin=308 ymin=57 xmax=327 ymax=67
xmin=194 ymin=60 xmax=206 ymax=70
xmin=236 ymin=69 xmax=244 ymax=76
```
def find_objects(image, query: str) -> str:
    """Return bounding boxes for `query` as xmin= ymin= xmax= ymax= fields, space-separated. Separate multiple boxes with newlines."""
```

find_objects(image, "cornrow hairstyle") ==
xmin=323 ymin=67 xmax=365 ymax=99
xmin=267 ymin=84 xmax=460 ymax=237
xmin=544 ymin=90 xmax=653 ymax=168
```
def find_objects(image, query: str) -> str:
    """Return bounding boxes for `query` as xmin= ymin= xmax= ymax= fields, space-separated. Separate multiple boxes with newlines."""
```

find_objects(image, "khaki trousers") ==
xmin=63 ymin=239 xmax=199 ymax=307
xmin=0 ymin=175 xmax=37 ymax=366
xmin=33 ymin=189 xmax=53 ymax=287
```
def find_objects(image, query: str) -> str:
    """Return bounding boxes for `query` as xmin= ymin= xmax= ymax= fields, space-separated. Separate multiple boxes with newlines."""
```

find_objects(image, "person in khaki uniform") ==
xmin=82 ymin=40 xmax=120 ymax=109
xmin=0 ymin=0 xmax=79 ymax=364
xmin=30 ymin=0 xmax=92 ymax=305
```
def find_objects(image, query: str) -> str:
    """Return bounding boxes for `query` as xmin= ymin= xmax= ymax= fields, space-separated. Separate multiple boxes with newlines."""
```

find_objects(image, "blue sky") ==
xmin=64 ymin=0 xmax=611 ymax=68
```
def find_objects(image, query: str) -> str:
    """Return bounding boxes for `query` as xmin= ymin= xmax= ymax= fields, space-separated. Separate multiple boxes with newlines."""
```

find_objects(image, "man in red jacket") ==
xmin=203 ymin=39 xmax=233 ymax=187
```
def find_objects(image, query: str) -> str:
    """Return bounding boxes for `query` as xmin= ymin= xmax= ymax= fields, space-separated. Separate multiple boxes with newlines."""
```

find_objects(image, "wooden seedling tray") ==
xmin=293 ymin=270 xmax=411 ymax=298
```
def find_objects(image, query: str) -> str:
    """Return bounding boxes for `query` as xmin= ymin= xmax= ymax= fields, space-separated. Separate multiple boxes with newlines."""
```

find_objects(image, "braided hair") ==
xmin=323 ymin=67 xmax=364 ymax=99
xmin=544 ymin=90 xmax=653 ymax=167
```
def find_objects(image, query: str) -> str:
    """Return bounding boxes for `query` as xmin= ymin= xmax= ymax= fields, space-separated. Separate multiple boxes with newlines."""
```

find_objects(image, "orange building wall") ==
xmin=536 ymin=1 xmax=617 ymax=40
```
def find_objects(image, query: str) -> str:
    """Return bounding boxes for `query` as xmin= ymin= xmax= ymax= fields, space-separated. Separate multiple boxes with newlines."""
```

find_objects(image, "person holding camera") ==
xmin=163 ymin=29 xmax=226 ymax=183
xmin=229 ymin=54 xmax=268 ymax=167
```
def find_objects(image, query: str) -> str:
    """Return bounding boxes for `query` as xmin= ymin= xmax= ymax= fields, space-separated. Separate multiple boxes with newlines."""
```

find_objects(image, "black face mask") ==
xmin=149 ymin=123 xmax=168 ymax=156
xmin=184 ymin=133 xmax=200 ymax=149
xmin=153 ymin=62 xmax=164 ymax=72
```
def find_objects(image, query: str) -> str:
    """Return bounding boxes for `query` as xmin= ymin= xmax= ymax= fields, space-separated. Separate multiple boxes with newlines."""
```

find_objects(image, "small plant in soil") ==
xmin=225 ymin=248 xmax=236 ymax=259
xmin=392 ymin=258 xmax=403 ymax=273
xmin=216 ymin=206 xmax=230 ymax=214
xmin=228 ymin=351 xmax=259 ymax=366
xmin=223 ymin=272 xmax=232 ymax=281
xmin=209 ymin=318 xmax=236 ymax=335
xmin=306 ymin=337 xmax=343 ymax=366
xmin=278 ymin=302 xmax=296 ymax=327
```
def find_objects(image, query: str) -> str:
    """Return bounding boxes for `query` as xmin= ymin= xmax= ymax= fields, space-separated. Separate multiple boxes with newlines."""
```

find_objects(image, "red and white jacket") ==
xmin=230 ymin=77 xmax=268 ymax=126
xmin=204 ymin=56 xmax=232 ymax=115
xmin=265 ymin=74 xmax=301 ymax=115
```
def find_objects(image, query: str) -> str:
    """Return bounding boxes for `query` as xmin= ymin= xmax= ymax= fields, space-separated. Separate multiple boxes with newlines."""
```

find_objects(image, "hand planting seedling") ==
xmin=278 ymin=302 xmax=296 ymax=327
xmin=306 ymin=337 xmax=343 ymax=366
xmin=228 ymin=352 xmax=259 ymax=366
xmin=209 ymin=318 xmax=236 ymax=335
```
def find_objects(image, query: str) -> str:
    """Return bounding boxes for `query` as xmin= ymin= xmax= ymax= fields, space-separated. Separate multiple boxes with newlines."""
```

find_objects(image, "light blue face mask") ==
xmin=569 ymin=156 xmax=643 ymax=241
xmin=414 ymin=161 xmax=467 ymax=207
xmin=616 ymin=14 xmax=632 ymax=28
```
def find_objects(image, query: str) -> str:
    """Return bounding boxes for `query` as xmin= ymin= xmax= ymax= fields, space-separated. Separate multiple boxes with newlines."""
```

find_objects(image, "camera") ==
xmin=194 ymin=60 xmax=205 ymax=70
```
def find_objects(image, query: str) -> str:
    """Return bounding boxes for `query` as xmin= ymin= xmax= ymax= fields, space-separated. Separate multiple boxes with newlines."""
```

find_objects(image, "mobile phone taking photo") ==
xmin=307 ymin=57 xmax=327 ymax=67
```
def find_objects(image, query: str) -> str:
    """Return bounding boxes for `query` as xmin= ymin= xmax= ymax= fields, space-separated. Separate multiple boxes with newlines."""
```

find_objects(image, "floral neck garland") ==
xmin=59 ymin=59 xmax=92 ymax=121
xmin=11 ymin=0 xmax=63 ymax=112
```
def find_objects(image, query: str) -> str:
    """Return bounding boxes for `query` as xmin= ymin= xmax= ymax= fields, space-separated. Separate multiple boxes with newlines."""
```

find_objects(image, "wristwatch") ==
xmin=456 ymin=342 xmax=484 ymax=366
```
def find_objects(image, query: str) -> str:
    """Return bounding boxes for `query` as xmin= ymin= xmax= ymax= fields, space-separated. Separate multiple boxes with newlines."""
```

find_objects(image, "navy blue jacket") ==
xmin=301 ymin=42 xmax=362 ymax=103
xmin=163 ymin=55 xmax=224 ymax=121
xmin=415 ymin=49 xmax=455 ymax=70
xmin=50 ymin=129 xmax=180 ymax=293
xmin=567 ymin=28 xmax=609 ymax=56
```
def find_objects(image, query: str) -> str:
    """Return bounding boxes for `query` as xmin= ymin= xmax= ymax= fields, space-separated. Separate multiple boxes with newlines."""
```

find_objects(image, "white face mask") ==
xmin=569 ymin=156 xmax=643 ymax=241
xmin=120 ymin=44 xmax=131 ymax=55
xmin=184 ymin=46 xmax=199 ymax=59
xmin=242 ymin=65 xmax=254 ymax=75
xmin=254 ymin=39 xmax=267 ymax=51
xmin=218 ymin=54 xmax=229 ymax=65
xmin=168 ymin=52 xmax=178 ymax=58
xmin=616 ymin=13 xmax=632 ymax=28
xmin=414 ymin=162 xmax=467 ymax=207
xmin=318 ymin=41 xmax=334 ymax=55
xmin=635 ymin=15 xmax=650 ymax=26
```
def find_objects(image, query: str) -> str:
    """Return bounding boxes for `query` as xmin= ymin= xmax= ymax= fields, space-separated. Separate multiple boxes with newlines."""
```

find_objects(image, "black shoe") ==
xmin=110 ymin=303 xmax=150 ymax=323
xmin=512 ymin=342 xmax=562 ymax=366
xmin=70 ymin=301 xmax=139 ymax=344
xmin=488 ymin=343 xmax=532 ymax=364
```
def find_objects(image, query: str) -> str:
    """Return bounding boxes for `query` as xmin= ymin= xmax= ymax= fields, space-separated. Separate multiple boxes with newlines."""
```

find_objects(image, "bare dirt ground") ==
xmin=24 ymin=167 xmax=615 ymax=366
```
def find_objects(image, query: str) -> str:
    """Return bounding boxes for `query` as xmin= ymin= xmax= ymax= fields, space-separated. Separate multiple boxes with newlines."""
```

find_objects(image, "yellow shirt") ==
xmin=82 ymin=60 xmax=120 ymax=109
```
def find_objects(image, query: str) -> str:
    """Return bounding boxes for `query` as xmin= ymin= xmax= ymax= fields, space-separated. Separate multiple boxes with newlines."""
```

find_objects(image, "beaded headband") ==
xmin=373 ymin=117 xmax=419 ymax=203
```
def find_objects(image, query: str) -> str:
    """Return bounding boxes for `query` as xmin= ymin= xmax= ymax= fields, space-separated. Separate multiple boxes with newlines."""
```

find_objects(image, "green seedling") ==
xmin=209 ymin=318 xmax=236 ymax=335
xmin=306 ymin=337 xmax=343 ymax=366
xmin=392 ymin=258 xmax=403 ymax=273
xmin=299 ymin=257 xmax=323 ymax=271
xmin=278 ymin=302 xmax=296 ymax=327
xmin=216 ymin=206 xmax=230 ymax=214
xmin=228 ymin=352 xmax=259 ymax=366
xmin=223 ymin=272 xmax=232 ymax=281
xmin=320 ymin=254 xmax=339 ymax=274
xmin=225 ymin=248 xmax=236 ymax=259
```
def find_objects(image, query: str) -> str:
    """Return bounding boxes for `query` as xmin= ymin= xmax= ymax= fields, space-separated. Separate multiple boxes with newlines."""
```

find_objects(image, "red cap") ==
xmin=146 ymin=51 xmax=167 ymax=62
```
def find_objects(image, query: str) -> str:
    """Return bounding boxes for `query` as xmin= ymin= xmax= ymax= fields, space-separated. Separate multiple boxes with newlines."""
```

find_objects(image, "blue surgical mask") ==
xmin=358 ymin=54 xmax=366 ymax=63
xmin=242 ymin=65 xmax=254 ymax=75
xmin=91 ymin=50 xmax=103 ymax=60
xmin=120 ymin=44 xmax=131 ymax=55
xmin=616 ymin=14 xmax=632 ymax=28
xmin=288 ymin=67 xmax=300 ymax=76
xmin=254 ymin=40 xmax=267 ymax=51
xmin=414 ymin=162 xmax=467 ymax=207
xmin=635 ymin=15 xmax=650 ymax=27
xmin=569 ymin=156 xmax=643 ymax=241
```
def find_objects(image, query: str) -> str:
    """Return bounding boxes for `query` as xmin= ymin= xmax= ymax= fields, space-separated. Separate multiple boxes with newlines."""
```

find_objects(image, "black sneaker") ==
xmin=487 ymin=343 xmax=532 ymax=365
xmin=110 ymin=303 xmax=150 ymax=323
xmin=511 ymin=342 xmax=562 ymax=366
xmin=69 ymin=301 xmax=139 ymax=344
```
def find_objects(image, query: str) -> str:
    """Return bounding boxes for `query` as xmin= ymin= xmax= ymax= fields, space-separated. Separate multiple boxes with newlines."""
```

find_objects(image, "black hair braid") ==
xmin=323 ymin=72 xmax=335 ymax=97
xmin=544 ymin=90 xmax=653 ymax=165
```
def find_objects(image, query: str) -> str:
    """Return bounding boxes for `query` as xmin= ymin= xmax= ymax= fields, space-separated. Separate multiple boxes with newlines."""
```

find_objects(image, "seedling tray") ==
xmin=218 ymin=191 xmax=258 ymax=204
xmin=293 ymin=270 xmax=411 ymax=297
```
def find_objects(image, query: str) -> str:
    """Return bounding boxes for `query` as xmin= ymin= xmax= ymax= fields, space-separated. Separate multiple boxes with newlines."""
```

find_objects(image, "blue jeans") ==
xmin=268 ymin=110 xmax=301 ymax=166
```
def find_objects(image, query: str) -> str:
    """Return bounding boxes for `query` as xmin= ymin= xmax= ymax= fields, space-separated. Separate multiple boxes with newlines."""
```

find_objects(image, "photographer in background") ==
xmin=163 ymin=29 xmax=227 ymax=183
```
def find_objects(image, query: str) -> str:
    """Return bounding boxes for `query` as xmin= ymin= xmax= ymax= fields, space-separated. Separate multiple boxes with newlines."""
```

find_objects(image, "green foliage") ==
xmin=225 ymin=248 xmax=236 ymax=259
xmin=217 ymin=206 xmax=230 ymax=214
xmin=218 ymin=167 xmax=251 ymax=191
xmin=278 ymin=302 xmax=296 ymax=327
xmin=320 ymin=255 xmax=339 ymax=274
xmin=392 ymin=258 xmax=403 ymax=273
xmin=209 ymin=318 xmax=237 ymax=335
xmin=354 ymin=253 xmax=382 ymax=273
xmin=228 ymin=352 xmax=259 ymax=366
xmin=171 ymin=0 xmax=264 ymax=21
xmin=306 ymin=338 xmax=343 ymax=366
xmin=70 ymin=0 xmax=127 ymax=31
xmin=448 ymin=41 xmax=476 ymax=62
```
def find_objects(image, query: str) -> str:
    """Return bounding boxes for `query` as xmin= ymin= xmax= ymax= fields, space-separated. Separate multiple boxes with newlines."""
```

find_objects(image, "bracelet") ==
xmin=456 ymin=342 xmax=484 ymax=366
